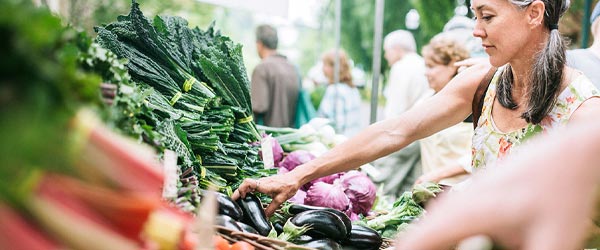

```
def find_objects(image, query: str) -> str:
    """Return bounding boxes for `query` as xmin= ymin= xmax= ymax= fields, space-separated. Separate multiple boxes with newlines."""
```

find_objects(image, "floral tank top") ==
xmin=471 ymin=69 xmax=600 ymax=171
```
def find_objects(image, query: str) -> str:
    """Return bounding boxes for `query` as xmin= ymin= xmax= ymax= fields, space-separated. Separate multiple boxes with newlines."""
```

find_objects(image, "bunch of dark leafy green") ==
xmin=90 ymin=0 xmax=273 ymax=211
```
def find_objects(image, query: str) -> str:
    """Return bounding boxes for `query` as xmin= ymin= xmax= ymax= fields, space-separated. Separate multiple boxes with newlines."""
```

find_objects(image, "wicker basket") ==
xmin=215 ymin=226 xmax=315 ymax=250
xmin=216 ymin=226 xmax=394 ymax=250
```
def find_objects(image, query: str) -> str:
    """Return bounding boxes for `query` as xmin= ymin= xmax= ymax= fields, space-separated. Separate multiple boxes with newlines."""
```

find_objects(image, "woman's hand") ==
xmin=414 ymin=165 xmax=467 ymax=186
xmin=232 ymin=172 xmax=301 ymax=216
xmin=414 ymin=171 xmax=442 ymax=185
xmin=455 ymin=57 xmax=490 ymax=74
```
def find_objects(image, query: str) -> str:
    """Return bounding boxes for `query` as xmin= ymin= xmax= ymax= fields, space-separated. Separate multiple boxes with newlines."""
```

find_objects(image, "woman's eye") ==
xmin=473 ymin=15 xmax=493 ymax=21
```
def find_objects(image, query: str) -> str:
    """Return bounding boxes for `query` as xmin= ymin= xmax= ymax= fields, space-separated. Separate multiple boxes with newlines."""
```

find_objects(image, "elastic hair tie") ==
xmin=549 ymin=24 xmax=559 ymax=30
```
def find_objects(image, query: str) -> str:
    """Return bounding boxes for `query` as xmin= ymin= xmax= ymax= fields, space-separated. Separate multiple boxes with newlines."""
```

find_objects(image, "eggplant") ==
xmin=202 ymin=190 xmax=243 ymax=221
xmin=273 ymin=221 xmax=284 ymax=235
xmin=236 ymin=221 xmax=259 ymax=235
xmin=292 ymin=234 xmax=321 ymax=244
xmin=341 ymin=225 xmax=382 ymax=250
xmin=287 ymin=204 xmax=352 ymax=236
xmin=235 ymin=193 xmax=272 ymax=236
xmin=290 ymin=210 xmax=348 ymax=241
xmin=299 ymin=239 xmax=342 ymax=250
xmin=215 ymin=215 xmax=242 ymax=232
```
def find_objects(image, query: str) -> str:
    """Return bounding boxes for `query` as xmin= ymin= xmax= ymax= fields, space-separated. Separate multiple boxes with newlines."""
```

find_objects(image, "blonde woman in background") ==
xmin=317 ymin=49 xmax=362 ymax=137
xmin=415 ymin=35 xmax=473 ymax=186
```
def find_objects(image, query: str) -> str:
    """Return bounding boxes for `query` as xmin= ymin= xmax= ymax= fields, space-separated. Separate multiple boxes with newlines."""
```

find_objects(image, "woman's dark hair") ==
xmin=497 ymin=0 xmax=570 ymax=124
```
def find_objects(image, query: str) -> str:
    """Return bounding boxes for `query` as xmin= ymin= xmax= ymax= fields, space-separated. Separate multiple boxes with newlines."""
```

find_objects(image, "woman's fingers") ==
xmin=231 ymin=178 xmax=257 ymax=200
xmin=264 ymin=195 xmax=287 ymax=217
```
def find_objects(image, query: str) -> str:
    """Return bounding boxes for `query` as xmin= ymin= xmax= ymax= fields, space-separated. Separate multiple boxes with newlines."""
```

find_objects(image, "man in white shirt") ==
xmin=382 ymin=30 xmax=432 ymax=118
xmin=373 ymin=30 xmax=432 ymax=197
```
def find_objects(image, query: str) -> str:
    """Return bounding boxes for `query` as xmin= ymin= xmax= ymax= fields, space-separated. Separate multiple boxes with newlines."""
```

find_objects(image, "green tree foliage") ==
xmin=336 ymin=0 xmax=457 ymax=73
xmin=561 ymin=0 xmax=599 ymax=47
xmin=336 ymin=0 xmax=412 ymax=72
xmin=52 ymin=0 xmax=215 ymax=33
xmin=411 ymin=0 xmax=457 ymax=49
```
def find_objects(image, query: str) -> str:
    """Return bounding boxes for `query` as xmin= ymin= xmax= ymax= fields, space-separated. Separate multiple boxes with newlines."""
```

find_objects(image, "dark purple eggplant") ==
xmin=215 ymin=215 xmax=242 ymax=232
xmin=202 ymin=190 xmax=243 ymax=221
xmin=341 ymin=225 xmax=382 ymax=250
xmin=273 ymin=221 xmax=284 ymax=235
xmin=287 ymin=204 xmax=352 ymax=236
xmin=235 ymin=193 xmax=272 ymax=236
xmin=299 ymin=238 xmax=342 ymax=250
xmin=292 ymin=234 xmax=321 ymax=244
xmin=290 ymin=210 xmax=348 ymax=241
xmin=236 ymin=221 xmax=259 ymax=235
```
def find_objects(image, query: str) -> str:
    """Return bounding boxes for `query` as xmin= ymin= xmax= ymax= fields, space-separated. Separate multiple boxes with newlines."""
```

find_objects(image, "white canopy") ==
xmin=196 ymin=0 xmax=289 ymax=18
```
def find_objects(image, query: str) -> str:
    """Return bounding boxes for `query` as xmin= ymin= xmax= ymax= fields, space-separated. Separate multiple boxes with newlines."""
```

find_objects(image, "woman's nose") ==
xmin=472 ymin=23 xmax=485 ymax=38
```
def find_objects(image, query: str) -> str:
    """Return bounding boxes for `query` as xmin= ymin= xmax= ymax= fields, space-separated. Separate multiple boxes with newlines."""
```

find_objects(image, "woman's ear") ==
xmin=527 ymin=0 xmax=546 ymax=29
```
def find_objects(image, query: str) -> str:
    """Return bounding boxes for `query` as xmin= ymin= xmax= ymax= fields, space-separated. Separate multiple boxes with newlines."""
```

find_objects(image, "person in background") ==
xmin=396 ymin=122 xmax=600 ymax=250
xmin=251 ymin=24 xmax=300 ymax=128
xmin=382 ymin=29 xmax=432 ymax=120
xmin=371 ymin=30 xmax=433 ymax=197
xmin=415 ymin=34 xmax=473 ymax=186
xmin=443 ymin=15 xmax=486 ymax=57
xmin=567 ymin=2 xmax=600 ymax=88
xmin=317 ymin=49 xmax=362 ymax=137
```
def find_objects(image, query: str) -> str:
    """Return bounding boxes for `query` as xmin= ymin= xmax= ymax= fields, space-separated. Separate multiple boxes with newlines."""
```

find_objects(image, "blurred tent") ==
xmin=196 ymin=0 xmax=289 ymax=17
xmin=32 ymin=0 xmax=64 ymax=13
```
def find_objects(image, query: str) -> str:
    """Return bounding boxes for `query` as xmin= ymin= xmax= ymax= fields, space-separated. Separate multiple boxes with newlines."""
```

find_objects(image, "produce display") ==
xmin=0 ymin=0 xmax=445 ymax=249
xmin=91 ymin=0 xmax=275 ymax=211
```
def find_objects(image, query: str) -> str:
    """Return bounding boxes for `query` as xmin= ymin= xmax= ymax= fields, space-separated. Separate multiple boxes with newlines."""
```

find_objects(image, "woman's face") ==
xmin=471 ymin=0 xmax=534 ymax=67
xmin=424 ymin=59 xmax=457 ymax=93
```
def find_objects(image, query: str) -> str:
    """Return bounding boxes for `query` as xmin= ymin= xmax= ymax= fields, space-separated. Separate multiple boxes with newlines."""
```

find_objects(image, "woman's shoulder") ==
xmin=442 ymin=63 xmax=493 ymax=101
xmin=557 ymin=67 xmax=600 ymax=125
xmin=562 ymin=67 xmax=599 ymax=95
xmin=455 ymin=63 xmax=491 ymax=86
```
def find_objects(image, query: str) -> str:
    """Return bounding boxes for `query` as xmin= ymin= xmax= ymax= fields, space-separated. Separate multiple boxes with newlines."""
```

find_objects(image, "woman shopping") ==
xmin=234 ymin=0 xmax=600 ymax=222
xmin=415 ymin=34 xmax=474 ymax=186
xmin=316 ymin=49 xmax=362 ymax=137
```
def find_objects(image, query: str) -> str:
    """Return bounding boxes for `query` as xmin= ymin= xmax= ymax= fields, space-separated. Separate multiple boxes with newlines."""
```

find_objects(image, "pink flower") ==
xmin=498 ymin=137 xmax=512 ymax=159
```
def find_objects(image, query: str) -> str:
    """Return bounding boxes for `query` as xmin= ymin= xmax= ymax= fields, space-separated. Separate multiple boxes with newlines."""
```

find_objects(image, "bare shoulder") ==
xmin=564 ymin=66 xmax=600 ymax=125
xmin=439 ymin=63 xmax=493 ymax=103
xmin=570 ymin=97 xmax=600 ymax=125
xmin=562 ymin=66 xmax=584 ymax=89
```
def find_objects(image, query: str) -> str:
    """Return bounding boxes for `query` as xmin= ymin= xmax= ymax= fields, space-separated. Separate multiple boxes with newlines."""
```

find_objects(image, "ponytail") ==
xmin=497 ymin=0 xmax=570 ymax=124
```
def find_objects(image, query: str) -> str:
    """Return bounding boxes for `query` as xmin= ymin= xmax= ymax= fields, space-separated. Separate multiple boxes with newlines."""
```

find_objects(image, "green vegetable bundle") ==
xmin=357 ymin=182 xmax=443 ymax=239
xmin=90 ymin=0 xmax=273 ymax=211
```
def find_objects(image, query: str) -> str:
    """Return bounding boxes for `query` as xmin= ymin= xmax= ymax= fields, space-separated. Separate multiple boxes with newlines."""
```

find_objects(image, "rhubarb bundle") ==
xmin=0 ymin=1 xmax=204 ymax=248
